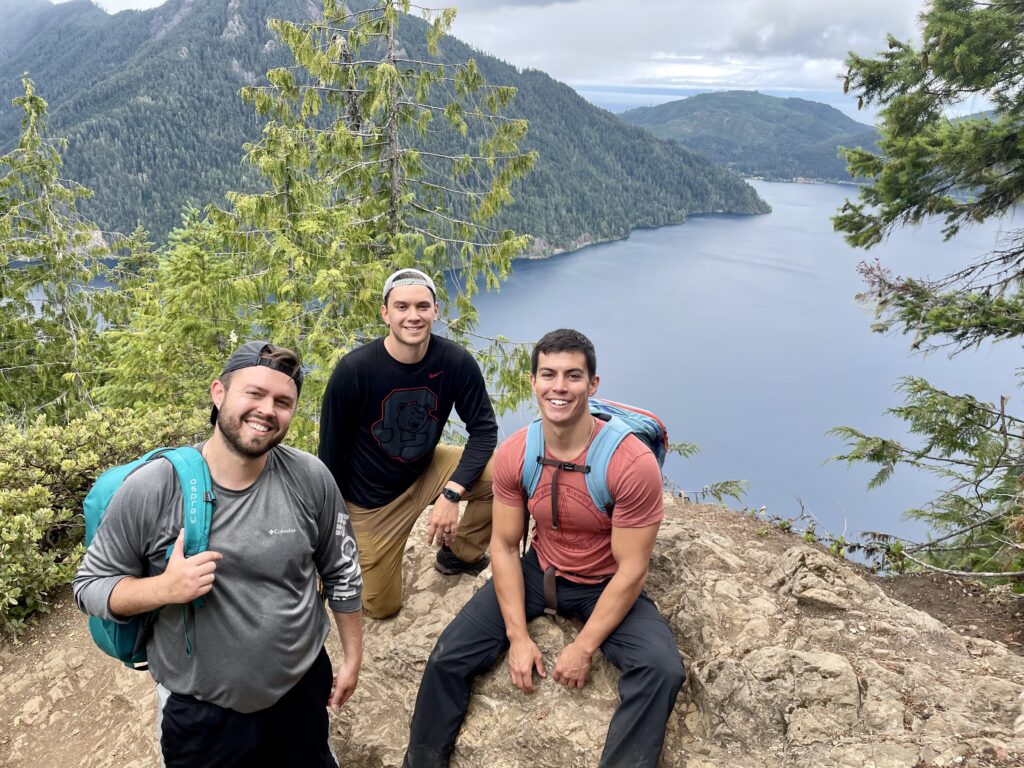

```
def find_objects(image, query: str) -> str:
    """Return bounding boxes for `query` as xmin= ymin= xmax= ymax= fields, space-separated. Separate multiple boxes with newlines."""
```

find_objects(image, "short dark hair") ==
xmin=531 ymin=328 xmax=597 ymax=378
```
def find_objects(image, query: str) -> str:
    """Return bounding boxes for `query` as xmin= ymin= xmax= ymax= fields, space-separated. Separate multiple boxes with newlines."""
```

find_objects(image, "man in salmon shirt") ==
xmin=402 ymin=328 xmax=684 ymax=768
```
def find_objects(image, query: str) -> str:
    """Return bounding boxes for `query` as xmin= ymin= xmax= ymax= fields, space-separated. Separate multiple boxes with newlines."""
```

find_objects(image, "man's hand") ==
xmin=426 ymin=493 xmax=460 ymax=547
xmin=507 ymin=636 xmax=546 ymax=693
xmin=159 ymin=529 xmax=222 ymax=604
xmin=552 ymin=641 xmax=593 ymax=689
xmin=328 ymin=661 xmax=359 ymax=710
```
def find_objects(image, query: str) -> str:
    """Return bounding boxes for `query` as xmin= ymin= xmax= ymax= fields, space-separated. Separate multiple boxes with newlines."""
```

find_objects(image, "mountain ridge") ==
xmin=0 ymin=0 xmax=768 ymax=251
xmin=620 ymin=90 xmax=880 ymax=182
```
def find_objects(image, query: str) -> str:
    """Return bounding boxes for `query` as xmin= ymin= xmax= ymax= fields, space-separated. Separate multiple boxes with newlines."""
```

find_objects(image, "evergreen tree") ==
xmin=97 ymin=0 xmax=536 ymax=447
xmin=0 ymin=78 xmax=104 ymax=416
xmin=94 ymin=209 xmax=251 ymax=413
xmin=832 ymin=0 xmax=1024 ymax=577
xmin=243 ymin=0 xmax=535 ymax=314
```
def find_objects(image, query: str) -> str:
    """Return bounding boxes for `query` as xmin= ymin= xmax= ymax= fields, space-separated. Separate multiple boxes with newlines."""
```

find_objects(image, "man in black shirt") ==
xmin=319 ymin=268 xmax=497 ymax=618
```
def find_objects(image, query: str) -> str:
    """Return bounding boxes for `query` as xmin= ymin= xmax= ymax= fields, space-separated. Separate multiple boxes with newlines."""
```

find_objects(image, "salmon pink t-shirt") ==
xmin=493 ymin=420 xmax=664 ymax=583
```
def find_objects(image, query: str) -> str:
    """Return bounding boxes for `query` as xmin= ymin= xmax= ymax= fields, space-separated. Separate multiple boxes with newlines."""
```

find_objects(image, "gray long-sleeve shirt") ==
xmin=73 ymin=444 xmax=362 ymax=713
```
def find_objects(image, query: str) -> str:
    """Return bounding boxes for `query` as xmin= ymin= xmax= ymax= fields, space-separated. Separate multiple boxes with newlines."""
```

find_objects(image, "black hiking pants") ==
xmin=157 ymin=645 xmax=338 ymax=768
xmin=403 ymin=548 xmax=685 ymax=768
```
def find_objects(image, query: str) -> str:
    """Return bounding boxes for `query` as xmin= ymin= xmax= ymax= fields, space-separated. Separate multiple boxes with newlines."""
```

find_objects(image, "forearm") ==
xmin=333 ymin=610 xmax=364 ymax=672
xmin=451 ymin=376 xmax=498 ymax=489
xmin=108 ymin=573 xmax=171 ymax=618
xmin=448 ymin=436 xmax=495 ymax=490
xmin=574 ymin=568 xmax=647 ymax=655
xmin=491 ymin=540 xmax=530 ymax=643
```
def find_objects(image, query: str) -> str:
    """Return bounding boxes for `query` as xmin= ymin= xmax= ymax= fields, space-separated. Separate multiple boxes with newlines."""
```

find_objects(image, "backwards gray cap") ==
xmin=382 ymin=268 xmax=436 ymax=303
xmin=210 ymin=340 xmax=303 ymax=426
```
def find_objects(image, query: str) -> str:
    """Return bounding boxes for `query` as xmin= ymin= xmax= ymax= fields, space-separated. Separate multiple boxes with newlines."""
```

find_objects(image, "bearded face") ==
xmin=212 ymin=367 xmax=297 ymax=458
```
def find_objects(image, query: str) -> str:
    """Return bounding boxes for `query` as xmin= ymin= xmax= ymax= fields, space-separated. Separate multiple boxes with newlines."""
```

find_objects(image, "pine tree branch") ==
xmin=901 ymin=550 xmax=1024 ymax=578
xmin=905 ymin=507 xmax=1017 ymax=553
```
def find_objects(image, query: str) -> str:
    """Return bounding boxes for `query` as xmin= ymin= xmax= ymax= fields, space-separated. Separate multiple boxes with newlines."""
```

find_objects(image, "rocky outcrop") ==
xmin=150 ymin=0 xmax=196 ymax=42
xmin=333 ymin=500 xmax=1024 ymax=768
xmin=221 ymin=0 xmax=245 ymax=40
xmin=2 ymin=499 xmax=1022 ymax=767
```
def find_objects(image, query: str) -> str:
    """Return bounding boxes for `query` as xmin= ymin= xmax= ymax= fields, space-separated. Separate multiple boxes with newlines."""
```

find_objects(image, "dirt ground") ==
xmin=2 ymin=554 xmax=1022 ymax=766
xmin=873 ymin=570 xmax=1024 ymax=651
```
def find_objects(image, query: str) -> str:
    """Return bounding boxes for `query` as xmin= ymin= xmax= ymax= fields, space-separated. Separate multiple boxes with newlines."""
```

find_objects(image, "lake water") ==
xmin=468 ymin=180 xmax=1022 ymax=545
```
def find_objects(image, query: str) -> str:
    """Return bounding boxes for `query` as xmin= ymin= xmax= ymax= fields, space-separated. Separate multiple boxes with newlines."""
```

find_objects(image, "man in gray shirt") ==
xmin=74 ymin=341 xmax=363 ymax=768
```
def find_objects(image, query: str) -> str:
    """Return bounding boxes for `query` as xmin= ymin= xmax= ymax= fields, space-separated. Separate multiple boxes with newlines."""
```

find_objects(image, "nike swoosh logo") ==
xmin=428 ymin=371 xmax=443 ymax=379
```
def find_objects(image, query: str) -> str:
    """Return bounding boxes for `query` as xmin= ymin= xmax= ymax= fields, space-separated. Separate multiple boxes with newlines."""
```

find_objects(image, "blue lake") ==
xmin=468 ymin=180 xmax=1022 ymax=544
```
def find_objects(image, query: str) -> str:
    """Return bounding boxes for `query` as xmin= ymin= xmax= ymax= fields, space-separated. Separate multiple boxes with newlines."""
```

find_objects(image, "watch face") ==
xmin=443 ymin=488 xmax=461 ymax=503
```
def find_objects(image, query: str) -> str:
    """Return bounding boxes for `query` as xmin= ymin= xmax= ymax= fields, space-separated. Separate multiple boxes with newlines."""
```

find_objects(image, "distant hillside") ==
xmin=0 ymin=0 xmax=305 ymax=240
xmin=0 ymin=0 xmax=768 ymax=251
xmin=0 ymin=0 xmax=54 ymax=62
xmin=620 ymin=91 xmax=880 ymax=182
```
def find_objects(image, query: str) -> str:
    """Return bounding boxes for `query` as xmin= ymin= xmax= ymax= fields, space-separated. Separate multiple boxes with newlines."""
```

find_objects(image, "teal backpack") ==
xmin=83 ymin=446 xmax=215 ymax=669
xmin=521 ymin=398 xmax=668 ymax=517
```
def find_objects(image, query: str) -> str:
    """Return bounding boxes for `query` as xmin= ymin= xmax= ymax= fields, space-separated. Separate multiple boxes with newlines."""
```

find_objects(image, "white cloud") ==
xmin=52 ymin=0 xmax=928 ymax=94
xmin=724 ymin=0 xmax=921 ymax=58
xmin=53 ymin=0 xmax=166 ymax=12
xmin=446 ymin=0 xmax=926 ymax=92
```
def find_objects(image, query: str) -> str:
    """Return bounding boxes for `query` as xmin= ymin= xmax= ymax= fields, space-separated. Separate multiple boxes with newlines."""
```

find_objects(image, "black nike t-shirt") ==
xmin=318 ymin=335 xmax=498 ymax=507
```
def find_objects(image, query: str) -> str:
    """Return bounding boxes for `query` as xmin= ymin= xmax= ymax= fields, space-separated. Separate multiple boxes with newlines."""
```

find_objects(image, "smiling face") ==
xmin=530 ymin=350 xmax=599 ymax=428
xmin=381 ymin=284 xmax=438 ymax=353
xmin=210 ymin=365 xmax=298 ymax=458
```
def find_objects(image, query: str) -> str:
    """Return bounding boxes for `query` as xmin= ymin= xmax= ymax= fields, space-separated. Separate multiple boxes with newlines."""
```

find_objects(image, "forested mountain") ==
xmin=0 ymin=0 xmax=305 ymax=240
xmin=620 ymin=91 xmax=880 ymax=182
xmin=0 ymin=0 xmax=54 ymax=61
xmin=0 ymin=0 xmax=768 ymax=250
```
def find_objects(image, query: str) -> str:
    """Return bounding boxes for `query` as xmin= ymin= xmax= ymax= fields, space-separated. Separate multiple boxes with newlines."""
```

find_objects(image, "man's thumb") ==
xmin=170 ymin=528 xmax=185 ymax=558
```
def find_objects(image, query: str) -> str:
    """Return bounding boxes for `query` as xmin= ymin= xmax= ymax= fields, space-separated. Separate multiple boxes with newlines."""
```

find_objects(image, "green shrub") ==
xmin=0 ymin=407 xmax=208 ymax=634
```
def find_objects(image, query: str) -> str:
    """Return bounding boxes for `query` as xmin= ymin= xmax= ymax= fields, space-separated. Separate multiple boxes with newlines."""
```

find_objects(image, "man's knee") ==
xmin=641 ymin=651 xmax=685 ymax=694
xmin=425 ymin=623 xmax=469 ymax=670
xmin=362 ymin=587 xmax=403 ymax=620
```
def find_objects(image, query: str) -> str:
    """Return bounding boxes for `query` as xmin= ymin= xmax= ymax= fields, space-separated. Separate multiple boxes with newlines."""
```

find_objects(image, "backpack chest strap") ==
xmin=535 ymin=456 xmax=590 ymax=530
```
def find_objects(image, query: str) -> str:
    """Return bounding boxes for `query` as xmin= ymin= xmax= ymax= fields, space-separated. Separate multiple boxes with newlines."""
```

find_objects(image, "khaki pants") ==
xmin=346 ymin=444 xmax=493 ymax=619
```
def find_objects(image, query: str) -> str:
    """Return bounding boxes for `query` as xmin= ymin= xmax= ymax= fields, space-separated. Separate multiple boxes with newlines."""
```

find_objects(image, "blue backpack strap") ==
xmin=159 ymin=447 xmax=215 ymax=629
xmin=160 ymin=446 xmax=215 ymax=558
xmin=521 ymin=418 xmax=546 ymax=499
xmin=584 ymin=416 xmax=633 ymax=514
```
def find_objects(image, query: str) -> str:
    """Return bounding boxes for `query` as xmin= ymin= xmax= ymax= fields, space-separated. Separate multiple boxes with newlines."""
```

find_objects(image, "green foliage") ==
xmin=832 ymin=1 xmax=1024 ymax=577
xmin=466 ymin=333 xmax=534 ymax=417
xmin=831 ymin=378 xmax=1024 ymax=574
xmin=0 ymin=407 xmax=208 ymax=635
xmin=0 ymin=78 xmax=105 ymax=416
xmin=239 ymin=0 xmax=536 ymax=283
xmin=90 ymin=0 xmax=537 ymax=451
xmin=94 ymin=210 xmax=252 ymax=415
xmin=668 ymin=440 xmax=700 ymax=460
xmin=0 ymin=1 xmax=540 ymax=628
xmin=686 ymin=479 xmax=749 ymax=505
xmin=620 ymin=90 xmax=879 ymax=182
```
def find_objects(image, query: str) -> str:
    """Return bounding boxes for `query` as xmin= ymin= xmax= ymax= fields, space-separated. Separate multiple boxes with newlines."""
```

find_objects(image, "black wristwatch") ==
xmin=441 ymin=487 xmax=462 ymax=503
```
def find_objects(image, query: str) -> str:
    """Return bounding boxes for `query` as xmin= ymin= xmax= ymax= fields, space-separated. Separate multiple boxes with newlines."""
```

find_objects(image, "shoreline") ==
xmin=517 ymin=176 xmax=861 ymax=263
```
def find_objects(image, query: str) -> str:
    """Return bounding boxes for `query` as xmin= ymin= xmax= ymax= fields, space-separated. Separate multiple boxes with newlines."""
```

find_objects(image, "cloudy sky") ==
xmin=70 ymin=0 xmax=930 ymax=118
